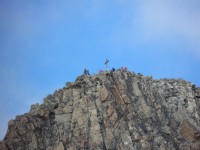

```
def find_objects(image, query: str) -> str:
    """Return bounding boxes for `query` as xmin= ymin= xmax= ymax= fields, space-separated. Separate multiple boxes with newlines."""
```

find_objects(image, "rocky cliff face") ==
xmin=1 ymin=69 xmax=200 ymax=150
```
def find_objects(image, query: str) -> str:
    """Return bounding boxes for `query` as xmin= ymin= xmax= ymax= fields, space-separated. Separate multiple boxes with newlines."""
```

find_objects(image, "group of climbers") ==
xmin=83 ymin=58 xmax=128 ymax=76
xmin=123 ymin=67 xmax=127 ymax=72
xmin=84 ymin=68 xmax=90 ymax=75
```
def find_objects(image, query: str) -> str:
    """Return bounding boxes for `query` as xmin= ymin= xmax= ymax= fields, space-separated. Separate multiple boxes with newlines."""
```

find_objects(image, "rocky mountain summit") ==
xmin=1 ymin=69 xmax=200 ymax=150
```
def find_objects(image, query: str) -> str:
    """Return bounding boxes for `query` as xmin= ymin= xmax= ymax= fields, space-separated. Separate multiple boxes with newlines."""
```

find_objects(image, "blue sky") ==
xmin=0 ymin=0 xmax=200 ymax=139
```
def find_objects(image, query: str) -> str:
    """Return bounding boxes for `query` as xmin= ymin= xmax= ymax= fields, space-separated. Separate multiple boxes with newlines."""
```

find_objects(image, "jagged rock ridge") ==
xmin=1 ymin=69 xmax=200 ymax=150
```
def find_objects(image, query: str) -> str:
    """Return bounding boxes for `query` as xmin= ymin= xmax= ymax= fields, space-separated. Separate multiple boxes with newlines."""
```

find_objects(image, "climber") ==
xmin=84 ymin=68 xmax=87 ymax=75
xmin=86 ymin=69 xmax=90 ymax=75
xmin=105 ymin=58 xmax=109 ymax=72
xmin=112 ymin=68 xmax=115 ymax=72
xmin=124 ymin=67 xmax=127 ymax=72
xmin=110 ymin=70 xmax=114 ymax=77
xmin=121 ymin=67 xmax=124 ymax=72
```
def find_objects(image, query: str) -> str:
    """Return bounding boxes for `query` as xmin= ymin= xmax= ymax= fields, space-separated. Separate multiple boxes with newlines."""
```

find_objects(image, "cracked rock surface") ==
xmin=1 ymin=69 xmax=200 ymax=150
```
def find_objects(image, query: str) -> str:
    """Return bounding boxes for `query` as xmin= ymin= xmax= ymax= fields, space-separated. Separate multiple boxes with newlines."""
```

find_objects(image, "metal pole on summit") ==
xmin=105 ymin=58 xmax=109 ymax=72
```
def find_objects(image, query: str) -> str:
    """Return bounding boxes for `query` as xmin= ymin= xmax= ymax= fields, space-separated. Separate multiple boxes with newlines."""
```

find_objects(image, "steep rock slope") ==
xmin=1 ymin=69 xmax=200 ymax=150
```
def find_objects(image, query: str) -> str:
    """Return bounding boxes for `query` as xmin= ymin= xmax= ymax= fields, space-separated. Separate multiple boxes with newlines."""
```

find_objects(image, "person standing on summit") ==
xmin=84 ymin=68 xmax=87 ymax=75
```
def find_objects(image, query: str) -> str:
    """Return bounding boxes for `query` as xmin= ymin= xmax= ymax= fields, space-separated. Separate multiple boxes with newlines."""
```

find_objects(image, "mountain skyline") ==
xmin=0 ymin=0 xmax=200 ymax=140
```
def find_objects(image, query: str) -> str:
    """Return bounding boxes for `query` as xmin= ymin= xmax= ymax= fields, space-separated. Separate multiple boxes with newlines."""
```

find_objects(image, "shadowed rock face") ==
xmin=1 ymin=69 xmax=200 ymax=150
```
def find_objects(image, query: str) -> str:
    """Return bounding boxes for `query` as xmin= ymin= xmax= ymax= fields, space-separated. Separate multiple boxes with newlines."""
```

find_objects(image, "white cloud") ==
xmin=135 ymin=0 xmax=200 ymax=56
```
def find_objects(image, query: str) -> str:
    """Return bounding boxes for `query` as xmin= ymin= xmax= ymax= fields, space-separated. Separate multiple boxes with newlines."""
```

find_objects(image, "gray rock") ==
xmin=1 ymin=69 xmax=200 ymax=149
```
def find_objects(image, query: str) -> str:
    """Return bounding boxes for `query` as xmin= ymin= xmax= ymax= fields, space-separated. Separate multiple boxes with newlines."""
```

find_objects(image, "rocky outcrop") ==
xmin=1 ymin=68 xmax=200 ymax=150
